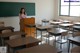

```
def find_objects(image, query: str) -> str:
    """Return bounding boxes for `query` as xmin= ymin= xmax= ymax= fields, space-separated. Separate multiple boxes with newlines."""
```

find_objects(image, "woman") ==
xmin=19 ymin=8 xmax=27 ymax=31
xmin=19 ymin=8 xmax=27 ymax=19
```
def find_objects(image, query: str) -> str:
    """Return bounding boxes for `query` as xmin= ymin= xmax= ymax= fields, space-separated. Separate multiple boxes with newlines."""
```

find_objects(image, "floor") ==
xmin=36 ymin=31 xmax=77 ymax=53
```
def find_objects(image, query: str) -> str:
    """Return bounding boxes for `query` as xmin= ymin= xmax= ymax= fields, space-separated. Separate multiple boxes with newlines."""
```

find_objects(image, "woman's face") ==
xmin=22 ymin=9 xmax=25 ymax=13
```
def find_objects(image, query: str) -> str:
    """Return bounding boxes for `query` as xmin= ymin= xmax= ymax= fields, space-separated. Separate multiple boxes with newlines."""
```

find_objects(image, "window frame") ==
xmin=59 ymin=0 xmax=80 ymax=17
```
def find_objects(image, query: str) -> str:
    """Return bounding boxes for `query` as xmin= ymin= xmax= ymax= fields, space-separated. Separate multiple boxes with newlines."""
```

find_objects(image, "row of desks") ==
xmin=0 ymin=29 xmax=58 ymax=53
xmin=6 ymin=37 xmax=41 ymax=53
xmin=36 ymin=25 xmax=80 ymax=53
xmin=16 ymin=44 xmax=57 ymax=53
xmin=0 ymin=25 xmax=80 ymax=53
xmin=0 ymin=31 xmax=26 ymax=45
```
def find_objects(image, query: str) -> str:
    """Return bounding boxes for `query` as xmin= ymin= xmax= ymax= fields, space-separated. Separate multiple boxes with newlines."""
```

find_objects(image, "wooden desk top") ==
xmin=73 ymin=26 xmax=80 ymax=28
xmin=16 ymin=44 xmax=57 ymax=53
xmin=6 ymin=37 xmax=41 ymax=48
xmin=0 ymin=31 xmax=26 ymax=38
xmin=74 ymin=22 xmax=80 ymax=25
xmin=49 ymin=21 xmax=62 ymax=24
xmin=62 ymin=20 xmax=71 ymax=23
xmin=73 ymin=26 xmax=80 ymax=31
xmin=42 ymin=19 xmax=49 ymax=22
xmin=36 ymin=26 xmax=52 ymax=30
xmin=68 ymin=36 xmax=80 ymax=44
xmin=59 ymin=23 xmax=73 ymax=27
xmin=0 ymin=26 xmax=14 ymax=31
xmin=47 ymin=28 xmax=67 ymax=35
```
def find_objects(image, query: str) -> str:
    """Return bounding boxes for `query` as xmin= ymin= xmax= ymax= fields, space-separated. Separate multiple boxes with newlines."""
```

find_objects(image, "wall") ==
xmin=54 ymin=0 xmax=80 ymax=22
xmin=0 ymin=0 xmax=54 ymax=31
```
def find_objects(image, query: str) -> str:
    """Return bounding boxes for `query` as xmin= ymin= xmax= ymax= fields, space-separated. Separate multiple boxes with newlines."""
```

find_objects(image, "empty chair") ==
xmin=73 ymin=31 xmax=80 ymax=37
xmin=9 ymin=35 xmax=21 ymax=40
xmin=0 ymin=22 xmax=4 ymax=27
xmin=71 ymin=47 xmax=80 ymax=53
xmin=2 ymin=29 xmax=21 ymax=40
xmin=2 ymin=29 xmax=12 ymax=33
xmin=57 ymin=31 xmax=68 ymax=50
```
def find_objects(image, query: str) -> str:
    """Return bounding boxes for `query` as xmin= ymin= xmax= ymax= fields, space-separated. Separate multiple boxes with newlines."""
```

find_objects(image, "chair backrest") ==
xmin=2 ymin=29 xmax=12 ymax=33
xmin=0 ymin=22 xmax=4 ymax=27
xmin=9 ymin=35 xmax=21 ymax=40
xmin=62 ymin=32 xmax=68 ymax=36
xmin=2 ymin=30 xmax=21 ymax=40
xmin=73 ymin=31 xmax=80 ymax=37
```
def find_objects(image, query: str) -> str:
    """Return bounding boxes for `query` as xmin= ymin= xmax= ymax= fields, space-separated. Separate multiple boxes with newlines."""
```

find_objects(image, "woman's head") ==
xmin=20 ymin=8 xmax=25 ymax=14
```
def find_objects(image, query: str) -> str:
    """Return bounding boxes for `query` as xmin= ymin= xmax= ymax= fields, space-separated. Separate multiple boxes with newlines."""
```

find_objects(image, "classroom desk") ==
xmin=74 ymin=22 xmax=80 ymax=25
xmin=47 ymin=28 xmax=67 ymax=44
xmin=16 ymin=44 xmax=57 ymax=53
xmin=6 ymin=37 xmax=41 ymax=53
xmin=68 ymin=36 xmax=80 ymax=53
xmin=50 ymin=21 xmax=62 ymax=25
xmin=42 ymin=19 xmax=49 ymax=25
xmin=0 ymin=26 xmax=14 ymax=33
xmin=49 ymin=21 xmax=62 ymax=28
xmin=59 ymin=23 xmax=73 ymax=27
xmin=36 ymin=25 xmax=52 ymax=43
xmin=59 ymin=23 xmax=73 ymax=31
xmin=0 ymin=31 xmax=26 ymax=46
xmin=62 ymin=20 xmax=71 ymax=23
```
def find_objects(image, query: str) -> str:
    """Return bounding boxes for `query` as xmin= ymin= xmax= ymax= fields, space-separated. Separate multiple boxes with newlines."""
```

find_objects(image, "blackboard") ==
xmin=0 ymin=2 xmax=35 ymax=17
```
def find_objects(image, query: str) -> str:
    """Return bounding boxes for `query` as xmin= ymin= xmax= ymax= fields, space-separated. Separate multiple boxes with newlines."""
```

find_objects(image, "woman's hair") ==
xmin=20 ymin=8 xmax=26 ymax=15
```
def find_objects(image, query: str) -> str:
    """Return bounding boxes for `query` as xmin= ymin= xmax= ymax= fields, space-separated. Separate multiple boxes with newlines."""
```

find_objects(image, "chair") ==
xmin=0 ymin=22 xmax=4 ymax=27
xmin=2 ymin=29 xmax=12 ymax=33
xmin=2 ymin=30 xmax=21 ymax=40
xmin=9 ymin=35 xmax=21 ymax=40
xmin=57 ymin=31 xmax=68 ymax=50
xmin=73 ymin=31 xmax=80 ymax=37
xmin=42 ymin=19 xmax=49 ymax=26
xmin=71 ymin=47 xmax=80 ymax=53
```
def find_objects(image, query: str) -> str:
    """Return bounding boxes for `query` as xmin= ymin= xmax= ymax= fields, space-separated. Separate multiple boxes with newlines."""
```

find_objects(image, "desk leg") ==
xmin=48 ymin=34 xmax=49 ymax=44
xmin=36 ymin=29 xmax=37 ymax=38
xmin=41 ymin=31 xmax=42 ymax=44
xmin=55 ymin=36 xmax=57 ymax=47
xmin=7 ymin=44 xmax=10 ymax=53
xmin=68 ymin=40 xmax=70 ymax=53
xmin=11 ymin=29 xmax=14 ymax=32
xmin=55 ymin=36 xmax=57 ymax=42
xmin=45 ymin=23 xmax=46 ymax=26
xmin=21 ymin=34 xmax=25 ymax=38
xmin=1 ymin=37 xmax=4 ymax=46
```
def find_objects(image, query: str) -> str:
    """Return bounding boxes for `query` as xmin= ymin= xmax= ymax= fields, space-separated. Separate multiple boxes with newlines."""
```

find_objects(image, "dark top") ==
xmin=6 ymin=37 xmax=41 ymax=48
xmin=16 ymin=44 xmax=57 ymax=53
xmin=68 ymin=36 xmax=80 ymax=46
xmin=0 ymin=31 xmax=25 ymax=38
xmin=47 ymin=28 xmax=67 ymax=35
xmin=73 ymin=26 xmax=80 ymax=31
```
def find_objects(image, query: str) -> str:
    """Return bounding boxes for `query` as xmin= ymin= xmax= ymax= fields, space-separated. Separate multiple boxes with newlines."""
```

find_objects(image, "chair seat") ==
xmin=71 ymin=47 xmax=80 ymax=53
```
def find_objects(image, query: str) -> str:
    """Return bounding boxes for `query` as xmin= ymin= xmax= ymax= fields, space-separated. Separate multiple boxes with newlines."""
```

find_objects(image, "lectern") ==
xmin=20 ymin=17 xmax=35 ymax=37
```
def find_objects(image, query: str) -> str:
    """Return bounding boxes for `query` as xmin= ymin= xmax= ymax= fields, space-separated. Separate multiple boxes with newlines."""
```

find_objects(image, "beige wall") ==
xmin=0 ymin=0 xmax=54 ymax=31
xmin=54 ymin=0 xmax=80 ymax=22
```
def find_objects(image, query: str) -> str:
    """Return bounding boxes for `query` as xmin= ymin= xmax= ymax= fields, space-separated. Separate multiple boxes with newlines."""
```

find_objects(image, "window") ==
xmin=59 ymin=0 xmax=80 ymax=16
